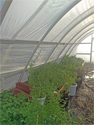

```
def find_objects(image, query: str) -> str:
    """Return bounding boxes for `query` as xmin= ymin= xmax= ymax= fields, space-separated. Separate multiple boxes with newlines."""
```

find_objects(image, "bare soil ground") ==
xmin=67 ymin=63 xmax=94 ymax=125
xmin=73 ymin=81 xmax=94 ymax=125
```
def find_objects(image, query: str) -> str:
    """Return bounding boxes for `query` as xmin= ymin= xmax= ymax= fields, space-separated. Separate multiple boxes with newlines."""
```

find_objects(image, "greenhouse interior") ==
xmin=0 ymin=0 xmax=94 ymax=124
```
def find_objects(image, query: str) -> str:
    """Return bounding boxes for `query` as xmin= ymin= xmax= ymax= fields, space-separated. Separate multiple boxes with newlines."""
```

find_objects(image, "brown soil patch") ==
xmin=67 ymin=63 xmax=94 ymax=125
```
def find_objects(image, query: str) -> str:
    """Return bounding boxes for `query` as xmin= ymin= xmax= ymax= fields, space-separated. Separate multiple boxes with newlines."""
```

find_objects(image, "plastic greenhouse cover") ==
xmin=32 ymin=44 xmax=55 ymax=67
xmin=61 ymin=14 xmax=94 ymax=43
xmin=0 ymin=0 xmax=6 ymax=11
xmin=0 ymin=0 xmax=94 ymax=79
xmin=0 ymin=44 xmax=36 ymax=74
xmin=69 ymin=45 xmax=77 ymax=56
xmin=77 ymin=44 xmax=91 ymax=53
xmin=60 ymin=7 xmax=94 ymax=43
xmin=76 ymin=32 xmax=93 ymax=49
xmin=81 ymin=35 xmax=92 ymax=43
xmin=44 ymin=0 xmax=94 ymax=43
xmin=76 ymin=35 xmax=94 ymax=62
xmin=92 ymin=53 xmax=94 ymax=62
xmin=68 ymin=31 xmax=94 ymax=57
xmin=59 ymin=45 xmax=71 ymax=58
xmin=93 ymin=40 xmax=94 ymax=51
xmin=52 ymin=8 xmax=94 ymax=44
xmin=66 ymin=44 xmax=76 ymax=55
xmin=0 ymin=0 xmax=45 ymax=39
xmin=69 ymin=27 xmax=94 ymax=45
xmin=47 ymin=45 xmax=66 ymax=62
xmin=78 ymin=33 xmax=94 ymax=45
xmin=59 ymin=8 xmax=94 ymax=44
xmin=63 ymin=32 xmax=94 ymax=58
xmin=71 ymin=25 xmax=94 ymax=44
xmin=0 ymin=73 xmax=20 ymax=92
xmin=17 ymin=0 xmax=76 ymax=41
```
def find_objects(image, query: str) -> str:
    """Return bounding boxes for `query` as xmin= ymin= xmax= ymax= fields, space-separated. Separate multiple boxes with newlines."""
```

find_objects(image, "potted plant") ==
xmin=30 ymin=84 xmax=46 ymax=105
xmin=59 ymin=84 xmax=70 ymax=104
xmin=68 ymin=77 xmax=77 ymax=96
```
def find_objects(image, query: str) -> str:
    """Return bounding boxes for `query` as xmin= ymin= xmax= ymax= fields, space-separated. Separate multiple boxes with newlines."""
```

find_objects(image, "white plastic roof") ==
xmin=0 ymin=0 xmax=94 ymax=82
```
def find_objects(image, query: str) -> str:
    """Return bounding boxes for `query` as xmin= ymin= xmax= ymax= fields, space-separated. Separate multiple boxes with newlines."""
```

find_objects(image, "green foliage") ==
xmin=0 ymin=56 xmax=84 ymax=124
xmin=61 ymin=55 xmax=84 ymax=67
xmin=0 ymin=90 xmax=81 ymax=125
xmin=60 ymin=55 xmax=83 ymax=86
xmin=27 ymin=55 xmax=84 ymax=95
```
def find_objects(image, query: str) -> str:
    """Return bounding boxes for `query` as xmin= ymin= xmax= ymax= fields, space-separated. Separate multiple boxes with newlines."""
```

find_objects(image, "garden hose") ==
xmin=85 ymin=79 xmax=94 ymax=91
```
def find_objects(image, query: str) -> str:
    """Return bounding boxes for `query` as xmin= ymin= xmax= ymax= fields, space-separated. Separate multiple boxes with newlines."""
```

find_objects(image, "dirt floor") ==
xmin=67 ymin=63 xmax=94 ymax=125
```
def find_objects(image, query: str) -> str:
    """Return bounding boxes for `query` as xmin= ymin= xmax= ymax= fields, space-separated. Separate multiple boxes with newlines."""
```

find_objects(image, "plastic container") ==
xmin=33 ymin=96 xmax=46 ymax=105
xmin=70 ymin=84 xmax=77 ymax=96
xmin=37 ymin=96 xmax=46 ymax=105
xmin=54 ymin=91 xmax=57 ymax=97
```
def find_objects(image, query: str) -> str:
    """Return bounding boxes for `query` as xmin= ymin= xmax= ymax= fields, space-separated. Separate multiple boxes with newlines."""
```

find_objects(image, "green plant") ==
xmin=0 ymin=91 xmax=29 ymax=124
xmin=0 ymin=56 xmax=85 ymax=124
xmin=61 ymin=55 xmax=84 ymax=68
xmin=0 ymin=90 xmax=82 ymax=125
xmin=28 ymin=62 xmax=65 ymax=96
xmin=27 ymin=56 xmax=84 ymax=98
xmin=30 ymin=84 xmax=46 ymax=98
xmin=60 ymin=55 xmax=84 ymax=88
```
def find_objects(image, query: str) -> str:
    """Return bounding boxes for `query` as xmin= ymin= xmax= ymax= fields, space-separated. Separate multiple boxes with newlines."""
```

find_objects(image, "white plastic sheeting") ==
xmin=70 ymin=26 xmax=94 ymax=44
xmin=47 ymin=45 xmax=66 ymax=62
xmin=92 ymin=53 xmax=94 ymax=62
xmin=68 ymin=31 xmax=94 ymax=55
xmin=0 ymin=0 xmax=6 ymax=11
xmin=0 ymin=71 xmax=28 ymax=93
xmin=44 ymin=0 xmax=94 ymax=42
xmin=32 ymin=44 xmax=56 ymax=66
xmin=0 ymin=0 xmax=45 ymax=39
xmin=59 ymin=45 xmax=71 ymax=58
xmin=67 ymin=44 xmax=76 ymax=55
xmin=81 ymin=35 xmax=92 ymax=43
xmin=77 ymin=44 xmax=91 ymax=53
xmin=0 ymin=44 xmax=37 ymax=74
xmin=76 ymin=34 xmax=94 ymax=62
xmin=61 ymin=14 xmax=94 ymax=44
xmin=17 ymin=0 xmax=76 ymax=41
xmin=0 ymin=0 xmax=94 ymax=91
xmin=93 ymin=40 xmax=94 ymax=51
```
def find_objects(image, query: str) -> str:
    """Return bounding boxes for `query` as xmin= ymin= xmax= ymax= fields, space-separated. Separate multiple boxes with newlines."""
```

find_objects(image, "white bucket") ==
xmin=37 ymin=96 xmax=46 ymax=105
xmin=70 ymin=84 xmax=77 ymax=96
